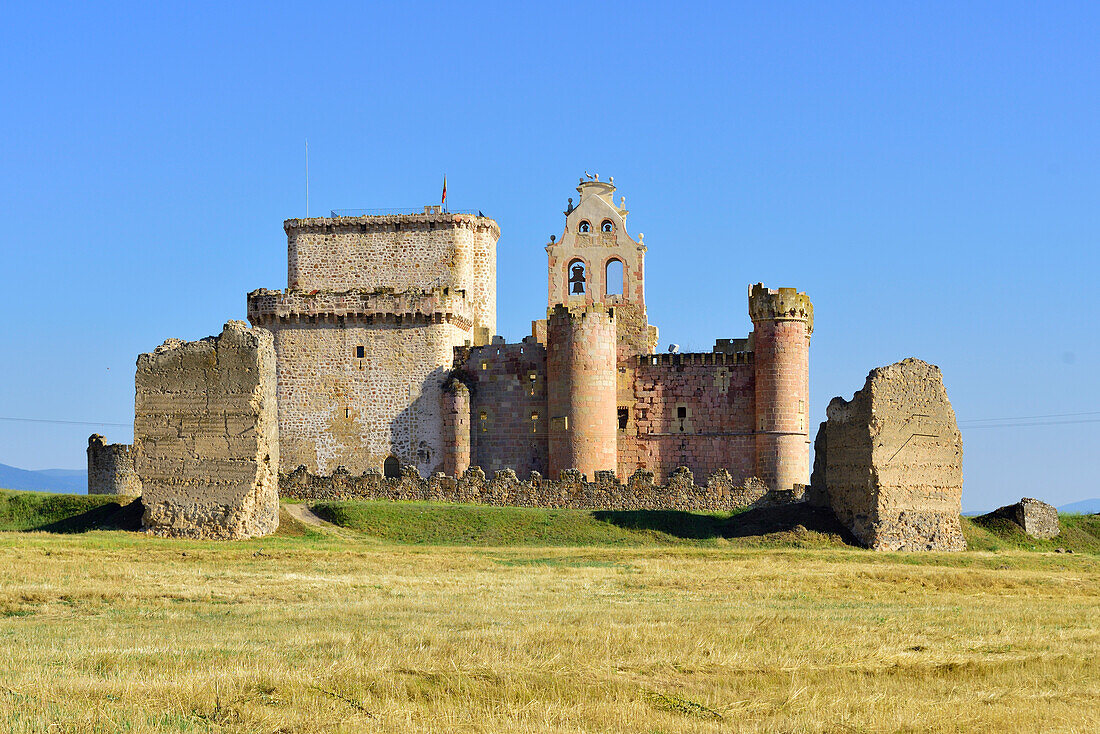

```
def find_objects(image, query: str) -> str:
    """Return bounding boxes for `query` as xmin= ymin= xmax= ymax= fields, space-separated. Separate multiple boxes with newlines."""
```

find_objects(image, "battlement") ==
xmin=247 ymin=286 xmax=476 ymax=330
xmin=748 ymin=283 xmax=814 ymax=333
xmin=637 ymin=351 xmax=753 ymax=366
xmin=285 ymin=209 xmax=500 ymax=238
xmin=546 ymin=302 xmax=617 ymax=324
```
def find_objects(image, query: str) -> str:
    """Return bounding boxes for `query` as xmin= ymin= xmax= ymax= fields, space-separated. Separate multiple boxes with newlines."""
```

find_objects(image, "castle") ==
xmin=246 ymin=176 xmax=813 ymax=492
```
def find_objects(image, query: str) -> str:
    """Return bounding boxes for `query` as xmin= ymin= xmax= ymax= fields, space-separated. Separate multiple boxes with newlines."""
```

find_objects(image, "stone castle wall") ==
xmin=256 ymin=317 xmax=470 ymax=476
xmin=817 ymin=358 xmax=965 ymax=551
xmin=284 ymin=212 xmax=498 ymax=334
xmin=460 ymin=340 xmax=549 ymax=476
xmin=135 ymin=321 xmax=280 ymax=540
xmin=280 ymin=464 xmax=801 ymax=513
xmin=87 ymin=434 xmax=141 ymax=496
xmin=619 ymin=352 xmax=756 ymax=484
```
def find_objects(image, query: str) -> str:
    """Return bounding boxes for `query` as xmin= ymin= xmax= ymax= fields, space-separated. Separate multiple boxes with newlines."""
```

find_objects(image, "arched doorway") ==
xmin=383 ymin=456 xmax=400 ymax=478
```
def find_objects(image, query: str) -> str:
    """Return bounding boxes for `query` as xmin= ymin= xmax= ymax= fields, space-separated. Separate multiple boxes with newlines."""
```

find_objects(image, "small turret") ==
xmin=750 ymin=283 xmax=813 ymax=491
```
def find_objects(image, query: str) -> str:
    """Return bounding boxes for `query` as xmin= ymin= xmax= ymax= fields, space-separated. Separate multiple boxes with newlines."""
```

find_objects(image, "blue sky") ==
xmin=0 ymin=1 xmax=1096 ymax=511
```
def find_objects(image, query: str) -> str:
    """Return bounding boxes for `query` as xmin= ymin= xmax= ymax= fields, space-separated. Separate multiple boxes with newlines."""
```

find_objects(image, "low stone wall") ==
xmin=281 ymin=465 xmax=804 ymax=512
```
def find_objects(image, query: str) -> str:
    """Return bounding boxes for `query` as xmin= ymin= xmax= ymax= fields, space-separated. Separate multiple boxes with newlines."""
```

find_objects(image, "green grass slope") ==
xmin=0 ymin=488 xmax=142 ymax=532
xmin=310 ymin=499 xmax=854 ymax=548
xmin=963 ymin=513 xmax=1100 ymax=553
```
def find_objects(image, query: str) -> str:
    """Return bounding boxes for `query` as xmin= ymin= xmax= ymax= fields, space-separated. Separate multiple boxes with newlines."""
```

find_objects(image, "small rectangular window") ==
xmin=617 ymin=407 xmax=629 ymax=430
xmin=481 ymin=361 xmax=488 ymax=370
xmin=677 ymin=406 xmax=687 ymax=419
xmin=355 ymin=346 xmax=365 ymax=359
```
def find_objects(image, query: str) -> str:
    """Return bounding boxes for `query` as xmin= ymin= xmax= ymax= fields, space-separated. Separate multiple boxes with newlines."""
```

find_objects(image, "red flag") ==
xmin=442 ymin=176 xmax=447 ymax=205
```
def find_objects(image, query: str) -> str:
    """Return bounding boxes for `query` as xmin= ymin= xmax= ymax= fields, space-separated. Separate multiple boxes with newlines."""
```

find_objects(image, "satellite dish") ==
xmin=668 ymin=344 xmax=680 ymax=354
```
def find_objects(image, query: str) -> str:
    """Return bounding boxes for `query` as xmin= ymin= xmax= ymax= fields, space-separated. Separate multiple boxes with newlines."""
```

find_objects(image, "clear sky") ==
xmin=1 ymin=1 xmax=1096 ymax=511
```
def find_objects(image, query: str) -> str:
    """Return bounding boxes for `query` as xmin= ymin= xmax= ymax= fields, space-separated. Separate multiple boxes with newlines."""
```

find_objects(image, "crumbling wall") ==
xmin=984 ymin=498 xmax=1060 ymax=539
xmin=280 ymin=464 xmax=795 ymax=512
xmin=619 ymin=352 xmax=756 ymax=483
xmin=87 ymin=434 xmax=141 ymax=496
xmin=819 ymin=358 xmax=965 ymax=551
xmin=135 ymin=321 xmax=280 ymax=540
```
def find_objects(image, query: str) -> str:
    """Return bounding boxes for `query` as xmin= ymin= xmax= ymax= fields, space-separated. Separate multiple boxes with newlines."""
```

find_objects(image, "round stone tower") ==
xmin=546 ymin=304 xmax=618 ymax=479
xmin=749 ymin=284 xmax=814 ymax=492
xmin=440 ymin=378 xmax=471 ymax=478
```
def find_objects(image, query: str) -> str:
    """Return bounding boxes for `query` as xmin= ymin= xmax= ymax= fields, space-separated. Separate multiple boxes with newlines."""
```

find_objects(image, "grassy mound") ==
xmin=962 ymin=512 xmax=1100 ymax=553
xmin=310 ymin=499 xmax=854 ymax=547
xmin=0 ymin=488 xmax=142 ymax=532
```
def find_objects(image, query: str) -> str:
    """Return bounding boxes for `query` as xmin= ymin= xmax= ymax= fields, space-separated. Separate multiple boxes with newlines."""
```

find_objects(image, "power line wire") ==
xmin=958 ymin=410 xmax=1100 ymax=424
xmin=0 ymin=417 xmax=129 ymax=428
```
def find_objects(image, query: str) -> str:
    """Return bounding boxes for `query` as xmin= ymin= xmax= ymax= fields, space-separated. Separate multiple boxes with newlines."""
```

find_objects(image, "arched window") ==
xmin=601 ymin=220 xmax=614 ymax=233
xmin=383 ymin=456 xmax=400 ymax=478
xmin=605 ymin=259 xmax=623 ymax=296
xmin=567 ymin=259 xmax=587 ymax=295
xmin=578 ymin=221 xmax=591 ymax=233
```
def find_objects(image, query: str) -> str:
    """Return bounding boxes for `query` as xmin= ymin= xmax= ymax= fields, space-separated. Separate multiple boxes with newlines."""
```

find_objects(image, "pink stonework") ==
xmin=248 ymin=179 xmax=812 ymax=494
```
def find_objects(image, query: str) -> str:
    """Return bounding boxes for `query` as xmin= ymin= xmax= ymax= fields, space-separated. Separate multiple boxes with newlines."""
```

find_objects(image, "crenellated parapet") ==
xmin=546 ymin=302 xmax=616 ymax=325
xmin=748 ymin=283 xmax=814 ymax=335
xmin=284 ymin=210 xmax=500 ymax=238
xmin=247 ymin=286 xmax=476 ymax=330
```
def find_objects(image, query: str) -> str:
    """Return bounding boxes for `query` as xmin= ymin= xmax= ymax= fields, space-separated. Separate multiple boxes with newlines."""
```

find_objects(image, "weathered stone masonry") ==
xmin=135 ymin=321 xmax=280 ymax=540
xmin=87 ymin=434 xmax=141 ymax=496
xmin=811 ymin=358 xmax=965 ymax=551
xmin=244 ymin=177 xmax=815 ymax=500
xmin=280 ymin=464 xmax=798 ymax=513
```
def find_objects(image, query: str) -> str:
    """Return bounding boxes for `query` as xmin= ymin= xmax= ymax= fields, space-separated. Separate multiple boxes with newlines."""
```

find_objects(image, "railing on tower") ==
xmin=328 ymin=207 xmax=484 ymax=218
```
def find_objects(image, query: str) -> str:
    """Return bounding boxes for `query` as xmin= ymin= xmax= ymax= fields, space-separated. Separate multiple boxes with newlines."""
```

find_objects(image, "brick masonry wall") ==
xmin=620 ymin=353 xmax=756 ymax=483
xmin=87 ymin=434 xmax=141 ymax=496
xmin=285 ymin=214 xmax=498 ymax=334
xmin=461 ymin=341 xmax=549 ymax=476
xmin=261 ymin=318 xmax=470 ymax=476
xmin=135 ymin=321 xmax=280 ymax=540
xmin=547 ymin=305 xmax=618 ymax=478
xmin=281 ymin=465 xmax=804 ymax=512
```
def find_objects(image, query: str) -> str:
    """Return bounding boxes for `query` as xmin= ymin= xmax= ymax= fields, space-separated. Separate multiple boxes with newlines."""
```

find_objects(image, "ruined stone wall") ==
xmin=618 ymin=352 xmax=756 ymax=483
xmin=547 ymin=305 xmax=618 ymax=478
xmin=821 ymin=358 xmax=965 ymax=551
xmin=135 ymin=321 xmax=279 ymax=540
xmin=281 ymin=465 xmax=799 ymax=513
xmin=750 ymin=284 xmax=813 ymax=491
xmin=461 ymin=340 xmax=549 ymax=476
xmin=259 ymin=317 xmax=470 ymax=476
xmin=284 ymin=212 xmax=498 ymax=334
xmin=87 ymin=434 xmax=141 ymax=496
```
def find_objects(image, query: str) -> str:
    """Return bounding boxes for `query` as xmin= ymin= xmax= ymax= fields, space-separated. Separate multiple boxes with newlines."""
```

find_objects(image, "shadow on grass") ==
xmin=593 ymin=503 xmax=858 ymax=544
xmin=34 ymin=498 xmax=144 ymax=533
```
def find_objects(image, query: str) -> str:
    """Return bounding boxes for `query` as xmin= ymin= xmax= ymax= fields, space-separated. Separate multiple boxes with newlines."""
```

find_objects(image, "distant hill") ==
xmin=1059 ymin=498 xmax=1100 ymax=514
xmin=0 ymin=463 xmax=86 ymax=494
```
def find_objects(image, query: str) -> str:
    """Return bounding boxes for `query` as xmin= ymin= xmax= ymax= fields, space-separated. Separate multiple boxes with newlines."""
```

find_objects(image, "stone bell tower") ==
xmin=543 ymin=175 xmax=658 ymax=359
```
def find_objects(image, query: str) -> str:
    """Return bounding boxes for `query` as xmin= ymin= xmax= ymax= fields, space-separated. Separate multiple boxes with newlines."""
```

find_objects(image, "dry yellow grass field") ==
xmin=0 ymin=508 xmax=1097 ymax=733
